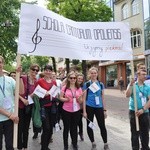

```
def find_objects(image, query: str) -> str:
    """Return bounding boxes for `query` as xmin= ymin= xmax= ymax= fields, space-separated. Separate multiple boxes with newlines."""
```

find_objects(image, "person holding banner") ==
xmin=83 ymin=67 xmax=109 ymax=150
xmin=60 ymin=72 xmax=83 ymax=150
xmin=35 ymin=65 xmax=57 ymax=150
xmin=126 ymin=69 xmax=150 ymax=150
xmin=17 ymin=64 xmax=40 ymax=150
xmin=0 ymin=55 xmax=24 ymax=150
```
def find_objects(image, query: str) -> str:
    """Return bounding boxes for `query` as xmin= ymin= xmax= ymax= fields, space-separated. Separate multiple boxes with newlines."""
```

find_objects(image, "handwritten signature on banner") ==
xmin=29 ymin=19 xmax=42 ymax=53
xmin=84 ymin=44 xmax=124 ymax=58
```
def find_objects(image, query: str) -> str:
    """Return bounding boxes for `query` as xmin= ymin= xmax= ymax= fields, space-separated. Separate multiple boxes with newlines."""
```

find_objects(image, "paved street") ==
xmin=26 ymin=89 xmax=131 ymax=150
xmin=4 ymin=89 xmax=132 ymax=150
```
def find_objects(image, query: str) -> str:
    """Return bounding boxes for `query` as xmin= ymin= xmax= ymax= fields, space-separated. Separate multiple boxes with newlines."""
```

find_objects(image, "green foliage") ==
xmin=21 ymin=55 xmax=32 ymax=73
xmin=21 ymin=55 xmax=50 ymax=73
xmin=0 ymin=0 xmax=21 ymax=64
xmin=47 ymin=0 xmax=112 ymax=21
xmin=4 ymin=64 xmax=16 ymax=73
xmin=33 ymin=56 xmax=50 ymax=70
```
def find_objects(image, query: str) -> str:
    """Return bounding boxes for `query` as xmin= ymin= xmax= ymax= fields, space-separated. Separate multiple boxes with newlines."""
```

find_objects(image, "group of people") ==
xmin=1 ymin=54 xmax=150 ymax=150
xmin=0 ymin=55 xmax=110 ymax=150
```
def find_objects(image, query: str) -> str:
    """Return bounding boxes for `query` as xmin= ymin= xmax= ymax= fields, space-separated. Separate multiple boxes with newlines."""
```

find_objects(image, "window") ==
xmin=122 ymin=4 xmax=129 ymax=19
xmin=132 ymin=0 xmax=139 ymax=15
xmin=131 ymin=30 xmax=141 ymax=48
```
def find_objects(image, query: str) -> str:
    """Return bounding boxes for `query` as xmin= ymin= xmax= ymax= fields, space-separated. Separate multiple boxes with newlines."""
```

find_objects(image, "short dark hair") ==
xmin=9 ymin=71 xmax=16 ymax=76
xmin=44 ymin=65 xmax=53 ymax=71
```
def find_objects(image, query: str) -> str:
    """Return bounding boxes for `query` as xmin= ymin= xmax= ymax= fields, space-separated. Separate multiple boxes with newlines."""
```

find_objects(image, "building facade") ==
xmin=99 ymin=0 xmax=145 ymax=88
xmin=144 ymin=0 xmax=150 ymax=75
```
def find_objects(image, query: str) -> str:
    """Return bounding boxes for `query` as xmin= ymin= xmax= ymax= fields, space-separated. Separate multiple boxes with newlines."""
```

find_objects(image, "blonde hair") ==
xmin=89 ymin=67 xmax=98 ymax=73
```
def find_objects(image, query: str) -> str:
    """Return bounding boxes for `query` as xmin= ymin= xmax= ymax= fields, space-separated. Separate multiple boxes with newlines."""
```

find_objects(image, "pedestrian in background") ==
xmin=83 ymin=67 xmax=110 ymax=150
xmin=126 ymin=69 xmax=150 ymax=150
xmin=9 ymin=71 xmax=16 ymax=80
xmin=60 ymin=72 xmax=83 ymax=150
xmin=118 ymin=76 xmax=124 ymax=93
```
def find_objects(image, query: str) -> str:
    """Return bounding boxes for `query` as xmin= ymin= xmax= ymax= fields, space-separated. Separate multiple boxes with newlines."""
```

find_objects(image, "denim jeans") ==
xmin=129 ymin=110 xmax=149 ymax=150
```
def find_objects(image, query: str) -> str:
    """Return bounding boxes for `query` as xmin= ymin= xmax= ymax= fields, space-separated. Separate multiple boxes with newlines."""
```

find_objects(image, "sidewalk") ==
xmin=26 ymin=89 xmax=131 ymax=150
xmin=27 ymin=114 xmax=131 ymax=150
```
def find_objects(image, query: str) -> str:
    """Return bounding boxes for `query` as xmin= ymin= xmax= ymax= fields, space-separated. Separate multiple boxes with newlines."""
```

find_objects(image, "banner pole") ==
xmin=13 ymin=53 xmax=21 ymax=148
xmin=130 ymin=60 xmax=139 ymax=131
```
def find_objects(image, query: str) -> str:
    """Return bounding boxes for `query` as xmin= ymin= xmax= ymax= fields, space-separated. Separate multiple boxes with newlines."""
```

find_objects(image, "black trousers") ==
xmin=18 ymin=108 xmax=31 ymax=149
xmin=0 ymin=119 xmax=14 ymax=150
xmin=78 ymin=109 xmax=83 ymax=135
xmin=41 ymin=106 xmax=55 ymax=150
xmin=62 ymin=109 xmax=80 ymax=148
xmin=86 ymin=105 xmax=107 ymax=143
xmin=129 ymin=110 xmax=149 ymax=150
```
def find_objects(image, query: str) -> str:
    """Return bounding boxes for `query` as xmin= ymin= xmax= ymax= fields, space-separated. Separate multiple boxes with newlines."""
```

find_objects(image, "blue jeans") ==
xmin=129 ymin=110 xmax=149 ymax=150
xmin=0 ymin=119 xmax=14 ymax=150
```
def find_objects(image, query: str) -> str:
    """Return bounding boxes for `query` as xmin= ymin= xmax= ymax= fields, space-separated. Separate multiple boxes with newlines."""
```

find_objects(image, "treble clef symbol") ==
xmin=29 ymin=19 xmax=42 ymax=53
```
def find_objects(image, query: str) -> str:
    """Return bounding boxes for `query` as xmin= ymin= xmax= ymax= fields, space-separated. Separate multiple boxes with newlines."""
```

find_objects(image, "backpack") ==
xmin=86 ymin=81 xmax=103 ymax=100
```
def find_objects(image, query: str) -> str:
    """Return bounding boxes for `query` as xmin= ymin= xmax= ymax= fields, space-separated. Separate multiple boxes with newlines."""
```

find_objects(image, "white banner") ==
xmin=18 ymin=3 xmax=133 ymax=60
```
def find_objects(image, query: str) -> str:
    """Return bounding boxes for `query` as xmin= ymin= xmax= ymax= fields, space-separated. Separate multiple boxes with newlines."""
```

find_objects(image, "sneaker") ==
xmin=91 ymin=143 xmax=97 ymax=150
xmin=70 ymin=144 xmax=78 ymax=150
xmin=72 ymin=145 xmax=78 ymax=150
xmin=64 ymin=146 xmax=68 ymax=150
xmin=104 ymin=144 xmax=110 ymax=150
xmin=79 ymin=133 xmax=84 ymax=141
xmin=32 ymin=132 xmax=38 ymax=139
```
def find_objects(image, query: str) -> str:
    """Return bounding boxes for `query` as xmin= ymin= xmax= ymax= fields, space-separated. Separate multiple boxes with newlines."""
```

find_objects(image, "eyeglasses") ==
xmin=70 ymin=77 xmax=76 ymax=80
xmin=31 ymin=68 xmax=39 ymax=72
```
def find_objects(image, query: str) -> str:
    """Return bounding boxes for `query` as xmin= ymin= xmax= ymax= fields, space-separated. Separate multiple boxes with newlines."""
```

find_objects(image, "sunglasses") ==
xmin=70 ymin=77 xmax=76 ymax=80
xmin=31 ymin=68 xmax=39 ymax=72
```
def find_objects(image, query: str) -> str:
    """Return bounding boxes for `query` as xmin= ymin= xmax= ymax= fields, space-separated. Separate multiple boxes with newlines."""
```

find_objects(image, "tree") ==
xmin=51 ymin=57 xmax=57 ymax=72
xmin=0 ymin=0 xmax=21 ymax=64
xmin=47 ymin=0 xmax=112 ymax=79
xmin=21 ymin=55 xmax=50 ymax=73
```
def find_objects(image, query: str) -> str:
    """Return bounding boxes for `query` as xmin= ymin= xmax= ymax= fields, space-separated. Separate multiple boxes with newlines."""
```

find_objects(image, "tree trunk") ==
xmin=51 ymin=57 xmax=56 ymax=72
xmin=65 ymin=58 xmax=70 ymax=74
xmin=82 ymin=60 xmax=87 ymax=81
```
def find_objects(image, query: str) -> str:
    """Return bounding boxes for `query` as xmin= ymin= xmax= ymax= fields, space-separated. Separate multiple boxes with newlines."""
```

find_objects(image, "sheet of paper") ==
xmin=88 ymin=121 xmax=96 ymax=130
xmin=89 ymin=82 xmax=100 ymax=93
xmin=33 ymin=85 xmax=47 ymax=98
xmin=48 ymin=85 xmax=59 ymax=97
xmin=28 ymin=95 xmax=34 ymax=105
